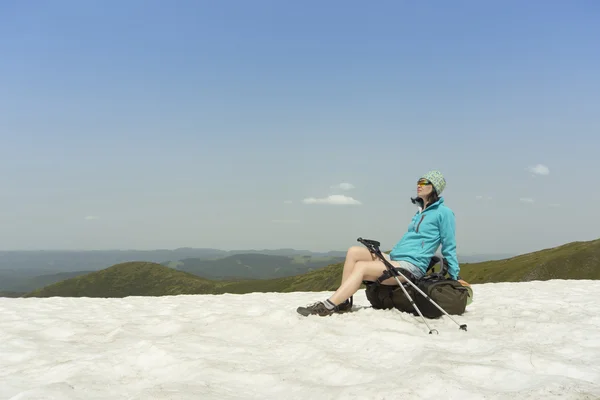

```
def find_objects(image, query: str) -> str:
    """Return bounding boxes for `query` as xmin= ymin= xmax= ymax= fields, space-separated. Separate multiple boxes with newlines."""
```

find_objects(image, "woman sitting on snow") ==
xmin=297 ymin=170 xmax=460 ymax=317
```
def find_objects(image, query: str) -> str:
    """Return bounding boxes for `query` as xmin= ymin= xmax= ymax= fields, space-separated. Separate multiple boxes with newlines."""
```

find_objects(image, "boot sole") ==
xmin=296 ymin=306 xmax=353 ymax=317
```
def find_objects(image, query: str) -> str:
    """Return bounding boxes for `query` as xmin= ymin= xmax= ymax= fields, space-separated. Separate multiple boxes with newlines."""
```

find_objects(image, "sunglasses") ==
xmin=417 ymin=179 xmax=432 ymax=187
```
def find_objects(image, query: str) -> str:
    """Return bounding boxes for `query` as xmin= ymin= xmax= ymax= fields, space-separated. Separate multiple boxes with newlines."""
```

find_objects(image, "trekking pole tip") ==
xmin=460 ymin=324 xmax=467 ymax=331
xmin=429 ymin=329 xmax=439 ymax=335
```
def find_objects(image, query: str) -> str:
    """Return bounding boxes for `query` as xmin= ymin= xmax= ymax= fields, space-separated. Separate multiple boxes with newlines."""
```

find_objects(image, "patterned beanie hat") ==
xmin=420 ymin=170 xmax=446 ymax=195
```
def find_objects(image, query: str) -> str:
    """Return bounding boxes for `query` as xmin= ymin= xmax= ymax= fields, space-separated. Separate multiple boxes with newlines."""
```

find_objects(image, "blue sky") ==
xmin=0 ymin=1 xmax=598 ymax=255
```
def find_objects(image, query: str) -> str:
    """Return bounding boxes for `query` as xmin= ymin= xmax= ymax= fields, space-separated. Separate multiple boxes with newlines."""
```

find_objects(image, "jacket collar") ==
xmin=411 ymin=196 xmax=444 ymax=213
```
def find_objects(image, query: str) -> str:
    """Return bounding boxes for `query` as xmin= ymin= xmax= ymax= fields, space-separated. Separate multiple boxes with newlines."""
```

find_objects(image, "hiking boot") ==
xmin=337 ymin=296 xmax=353 ymax=313
xmin=296 ymin=301 xmax=339 ymax=317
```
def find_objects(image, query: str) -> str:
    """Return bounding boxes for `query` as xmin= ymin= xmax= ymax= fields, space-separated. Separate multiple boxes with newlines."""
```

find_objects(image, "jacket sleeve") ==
xmin=438 ymin=208 xmax=460 ymax=280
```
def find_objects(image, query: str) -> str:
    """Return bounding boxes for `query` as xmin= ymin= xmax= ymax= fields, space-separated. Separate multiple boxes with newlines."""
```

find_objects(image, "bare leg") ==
xmin=296 ymin=247 xmax=405 ymax=317
xmin=328 ymin=259 xmax=406 ymax=305
xmin=341 ymin=246 xmax=379 ymax=284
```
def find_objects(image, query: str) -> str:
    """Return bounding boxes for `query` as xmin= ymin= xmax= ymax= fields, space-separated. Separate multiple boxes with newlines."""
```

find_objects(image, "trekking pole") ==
xmin=357 ymin=237 xmax=467 ymax=333
xmin=357 ymin=238 xmax=438 ymax=334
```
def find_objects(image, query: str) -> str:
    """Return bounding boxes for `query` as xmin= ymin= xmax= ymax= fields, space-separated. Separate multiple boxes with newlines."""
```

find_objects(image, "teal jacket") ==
xmin=389 ymin=197 xmax=460 ymax=280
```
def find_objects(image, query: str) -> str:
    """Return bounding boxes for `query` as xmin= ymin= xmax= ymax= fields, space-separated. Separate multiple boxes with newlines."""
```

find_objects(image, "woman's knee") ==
xmin=346 ymin=245 xmax=372 ymax=260
xmin=354 ymin=260 xmax=384 ymax=276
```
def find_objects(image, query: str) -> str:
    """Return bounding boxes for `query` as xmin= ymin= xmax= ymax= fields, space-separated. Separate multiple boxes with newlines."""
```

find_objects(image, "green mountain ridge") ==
xmin=0 ymin=252 xmax=346 ymax=293
xmin=5 ymin=270 xmax=94 ymax=293
xmin=0 ymin=247 xmax=349 ymax=272
xmin=0 ymin=291 xmax=25 ymax=298
xmin=0 ymin=247 xmax=513 ymax=293
xmin=458 ymin=238 xmax=600 ymax=283
xmin=20 ymin=238 xmax=600 ymax=298
xmin=164 ymin=253 xmax=346 ymax=280
xmin=23 ymin=262 xmax=224 ymax=298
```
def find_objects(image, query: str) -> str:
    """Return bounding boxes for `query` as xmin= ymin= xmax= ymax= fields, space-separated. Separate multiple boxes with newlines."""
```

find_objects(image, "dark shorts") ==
xmin=381 ymin=254 xmax=426 ymax=280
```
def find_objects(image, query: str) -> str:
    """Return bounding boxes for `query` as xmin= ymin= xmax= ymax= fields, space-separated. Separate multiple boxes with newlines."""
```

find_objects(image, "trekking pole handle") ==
xmin=357 ymin=237 xmax=380 ymax=248
xmin=357 ymin=237 xmax=382 ymax=255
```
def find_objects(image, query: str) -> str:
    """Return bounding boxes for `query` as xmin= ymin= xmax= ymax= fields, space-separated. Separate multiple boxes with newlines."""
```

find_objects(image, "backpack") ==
xmin=363 ymin=256 xmax=473 ymax=319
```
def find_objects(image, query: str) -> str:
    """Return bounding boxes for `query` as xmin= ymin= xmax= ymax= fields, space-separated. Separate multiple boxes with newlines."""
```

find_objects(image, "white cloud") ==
xmin=303 ymin=195 xmax=362 ymax=205
xmin=84 ymin=216 xmax=99 ymax=220
xmin=527 ymin=164 xmax=550 ymax=176
xmin=519 ymin=198 xmax=535 ymax=204
xmin=330 ymin=183 xmax=355 ymax=191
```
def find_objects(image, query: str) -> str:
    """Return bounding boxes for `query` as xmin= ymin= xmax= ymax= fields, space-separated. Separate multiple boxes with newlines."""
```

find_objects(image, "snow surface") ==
xmin=1 ymin=280 xmax=600 ymax=400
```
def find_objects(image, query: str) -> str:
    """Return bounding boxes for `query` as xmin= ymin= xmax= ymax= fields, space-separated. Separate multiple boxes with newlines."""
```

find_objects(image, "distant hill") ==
xmin=457 ymin=253 xmax=516 ymax=263
xmin=164 ymin=253 xmax=346 ymax=280
xmin=0 ymin=246 xmax=512 ymax=293
xmin=458 ymin=238 xmax=600 ymax=283
xmin=22 ymin=239 xmax=599 ymax=298
xmin=0 ymin=248 xmax=347 ymax=273
xmin=220 ymin=262 xmax=345 ymax=294
xmin=23 ymin=259 xmax=339 ymax=298
xmin=3 ymin=270 xmax=94 ymax=293
xmin=24 ymin=262 xmax=223 ymax=298
xmin=220 ymin=238 xmax=600 ymax=293
xmin=0 ymin=248 xmax=347 ymax=292
xmin=0 ymin=291 xmax=25 ymax=298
